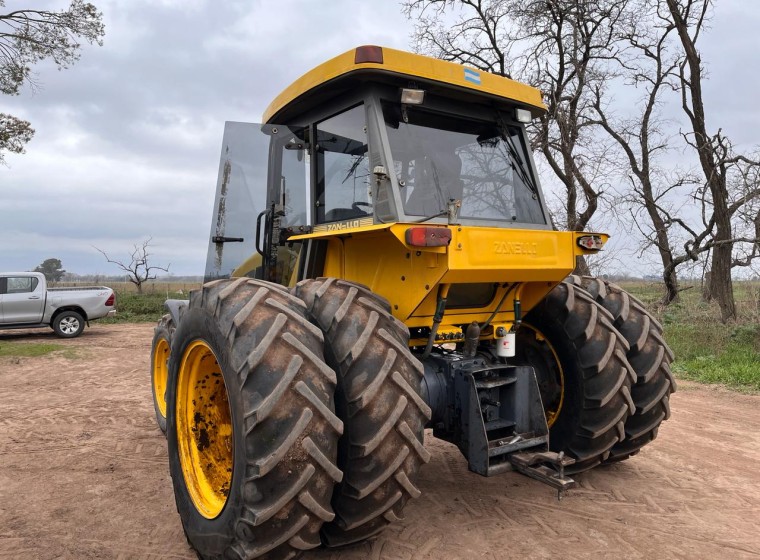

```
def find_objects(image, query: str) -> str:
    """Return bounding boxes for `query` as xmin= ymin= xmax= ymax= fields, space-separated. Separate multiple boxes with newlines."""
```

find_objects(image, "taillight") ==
xmin=577 ymin=235 xmax=605 ymax=251
xmin=405 ymin=227 xmax=452 ymax=247
xmin=105 ymin=293 xmax=115 ymax=306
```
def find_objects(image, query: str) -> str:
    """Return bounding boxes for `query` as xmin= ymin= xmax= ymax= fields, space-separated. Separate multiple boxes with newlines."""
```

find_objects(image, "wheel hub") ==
xmin=515 ymin=325 xmax=564 ymax=428
xmin=153 ymin=338 xmax=170 ymax=417
xmin=176 ymin=340 xmax=233 ymax=519
xmin=60 ymin=317 xmax=79 ymax=334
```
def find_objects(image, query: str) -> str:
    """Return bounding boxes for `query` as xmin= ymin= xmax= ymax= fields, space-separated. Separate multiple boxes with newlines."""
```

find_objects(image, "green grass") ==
xmin=619 ymin=280 xmax=760 ymax=392
xmin=0 ymin=341 xmax=76 ymax=359
xmin=101 ymin=290 xmax=191 ymax=323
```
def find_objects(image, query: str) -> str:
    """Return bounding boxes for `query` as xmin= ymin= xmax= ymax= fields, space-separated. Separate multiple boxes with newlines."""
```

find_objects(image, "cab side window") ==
xmin=7 ymin=277 xmax=38 ymax=294
xmin=315 ymin=105 xmax=371 ymax=223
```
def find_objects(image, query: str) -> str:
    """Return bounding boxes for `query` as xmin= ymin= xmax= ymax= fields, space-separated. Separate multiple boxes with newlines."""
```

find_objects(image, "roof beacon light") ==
xmin=577 ymin=235 xmax=605 ymax=251
xmin=400 ymin=88 xmax=425 ymax=105
xmin=354 ymin=45 xmax=384 ymax=64
xmin=515 ymin=108 xmax=532 ymax=123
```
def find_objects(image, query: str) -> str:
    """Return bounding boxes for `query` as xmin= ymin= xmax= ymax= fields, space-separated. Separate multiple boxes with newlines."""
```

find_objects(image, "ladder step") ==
xmin=484 ymin=418 xmax=515 ymax=432
xmin=474 ymin=376 xmax=516 ymax=389
xmin=487 ymin=435 xmax=547 ymax=458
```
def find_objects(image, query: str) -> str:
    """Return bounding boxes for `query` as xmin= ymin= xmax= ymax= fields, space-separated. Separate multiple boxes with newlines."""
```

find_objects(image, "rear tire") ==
xmin=150 ymin=314 xmax=174 ymax=436
xmin=294 ymin=278 xmax=431 ymax=547
xmin=566 ymin=276 xmax=676 ymax=462
xmin=517 ymin=282 xmax=635 ymax=472
xmin=167 ymin=278 xmax=343 ymax=560
xmin=53 ymin=310 xmax=85 ymax=338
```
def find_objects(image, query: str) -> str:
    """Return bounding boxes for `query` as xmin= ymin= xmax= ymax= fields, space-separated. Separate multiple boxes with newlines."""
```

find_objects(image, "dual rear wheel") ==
xmin=150 ymin=276 xmax=674 ymax=558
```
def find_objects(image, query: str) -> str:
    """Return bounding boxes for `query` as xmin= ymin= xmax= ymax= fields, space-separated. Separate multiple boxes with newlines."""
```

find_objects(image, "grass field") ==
xmin=620 ymin=280 xmax=760 ymax=392
xmin=57 ymin=280 xmax=760 ymax=393
xmin=0 ymin=341 xmax=76 ymax=359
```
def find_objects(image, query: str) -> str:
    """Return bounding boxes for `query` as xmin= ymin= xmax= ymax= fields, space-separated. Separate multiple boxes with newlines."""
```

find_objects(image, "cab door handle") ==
xmin=28 ymin=296 xmax=41 ymax=300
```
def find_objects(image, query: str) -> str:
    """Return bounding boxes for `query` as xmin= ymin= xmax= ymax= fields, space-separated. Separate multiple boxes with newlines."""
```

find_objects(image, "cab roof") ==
xmin=262 ymin=45 xmax=546 ymax=124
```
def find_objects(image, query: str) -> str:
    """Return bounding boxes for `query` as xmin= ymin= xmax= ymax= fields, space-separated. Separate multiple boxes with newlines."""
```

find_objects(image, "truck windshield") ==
xmin=383 ymin=104 xmax=546 ymax=224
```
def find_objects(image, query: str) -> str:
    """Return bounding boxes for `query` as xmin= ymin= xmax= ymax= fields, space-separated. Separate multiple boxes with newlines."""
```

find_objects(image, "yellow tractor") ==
xmin=150 ymin=46 xmax=675 ymax=559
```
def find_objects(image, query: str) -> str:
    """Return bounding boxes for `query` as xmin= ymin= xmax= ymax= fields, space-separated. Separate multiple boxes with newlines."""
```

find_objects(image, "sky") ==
xmin=1 ymin=0 xmax=759 ymax=277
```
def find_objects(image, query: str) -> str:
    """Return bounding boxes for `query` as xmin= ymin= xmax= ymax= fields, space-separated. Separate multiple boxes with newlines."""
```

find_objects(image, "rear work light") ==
xmin=577 ymin=235 xmax=605 ymax=251
xmin=105 ymin=293 xmax=115 ymax=306
xmin=405 ymin=227 xmax=452 ymax=247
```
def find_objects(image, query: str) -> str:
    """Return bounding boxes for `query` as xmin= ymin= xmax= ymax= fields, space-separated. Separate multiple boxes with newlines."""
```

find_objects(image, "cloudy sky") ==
xmin=2 ymin=0 xmax=759 ymax=277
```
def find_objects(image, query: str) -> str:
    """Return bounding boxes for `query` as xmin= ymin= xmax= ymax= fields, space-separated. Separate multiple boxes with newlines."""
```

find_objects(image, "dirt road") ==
xmin=1 ymin=323 xmax=758 ymax=559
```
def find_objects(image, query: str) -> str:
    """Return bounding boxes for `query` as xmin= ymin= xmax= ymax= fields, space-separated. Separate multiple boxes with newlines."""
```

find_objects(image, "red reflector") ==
xmin=577 ymin=235 xmax=604 ymax=251
xmin=105 ymin=293 xmax=115 ymax=306
xmin=405 ymin=227 xmax=452 ymax=247
xmin=355 ymin=45 xmax=384 ymax=64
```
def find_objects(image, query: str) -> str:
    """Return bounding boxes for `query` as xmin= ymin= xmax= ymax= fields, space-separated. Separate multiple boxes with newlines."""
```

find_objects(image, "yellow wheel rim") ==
xmin=176 ymin=340 xmax=233 ymax=519
xmin=521 ymin=325 xmax=565 ymax=428
xmin=152 ymin=337 xmax=170 ymax=418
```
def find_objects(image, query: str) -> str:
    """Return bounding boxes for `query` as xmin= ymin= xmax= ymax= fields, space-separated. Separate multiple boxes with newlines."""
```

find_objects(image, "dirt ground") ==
xmin=1 ymin=323 xmax=759 ymax=560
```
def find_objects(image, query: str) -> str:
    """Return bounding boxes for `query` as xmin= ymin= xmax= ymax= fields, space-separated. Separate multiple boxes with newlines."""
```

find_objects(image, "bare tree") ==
xmin=404 ymin=0 xmax=629 ymax=274
xmin=0 ymin=0 xmax=104 ymax=164
xmin=587 ymin=0 xmax=691 ymax=304
xmin=95 ymin=238 xmax=170 ymax=294
xmin=665 ymin=0 xmax=760 ymax=321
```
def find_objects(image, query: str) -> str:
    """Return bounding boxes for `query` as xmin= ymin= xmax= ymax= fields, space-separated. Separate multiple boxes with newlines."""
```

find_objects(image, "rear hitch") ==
xmin=509 ymin=450 xmax=576 ymax=500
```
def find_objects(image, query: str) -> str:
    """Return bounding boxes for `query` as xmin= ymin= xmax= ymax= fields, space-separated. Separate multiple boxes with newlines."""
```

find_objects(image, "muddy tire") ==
xmin=166 ymin=278 xmax=343 ymax=560
xmin=151 ymin=314 xmax=174 ymax=436
xmin=566 ymin=276 xmax=676 ymax=462
xmin=294 ymin=278 xmax=431 ymax=547
xmin=517 ymin=282 xmax=635 ymax=472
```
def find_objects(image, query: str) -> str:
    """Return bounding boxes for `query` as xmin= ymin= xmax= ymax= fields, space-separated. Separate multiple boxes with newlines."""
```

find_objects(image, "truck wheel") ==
xmin=150 ymin=314 xmax=174 ymax=436
xmin=53 ymin=310 xmax=85 ymax=338
xmin=166 ymin=278 xmax=343 ymax=560
xmin=516 ymin=282 xmax=635 ymax=472
xmin=566 ymin=276 xmax=676 ymax=462
xmin=294 ymin=278 xmax=431 ymax=547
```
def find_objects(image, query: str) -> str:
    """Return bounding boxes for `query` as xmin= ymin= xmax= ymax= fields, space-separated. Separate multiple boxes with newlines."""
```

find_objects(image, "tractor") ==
xmin=150 ymin=45 xmax=675 ymax=559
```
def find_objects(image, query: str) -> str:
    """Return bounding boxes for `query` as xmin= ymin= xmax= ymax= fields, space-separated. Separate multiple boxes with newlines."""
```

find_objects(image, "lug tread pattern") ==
xmin=568 ymin=276 xmax=676 ymax=463
xmin=525 ymin=282 xmax=635 ymax=473
xmin=150 ymin=314 xmax=175 ymax=435
xmin=177 ymin=278 xmax=342 ymax=560
xmin=294 ymin=277 xmax=429 ymax=548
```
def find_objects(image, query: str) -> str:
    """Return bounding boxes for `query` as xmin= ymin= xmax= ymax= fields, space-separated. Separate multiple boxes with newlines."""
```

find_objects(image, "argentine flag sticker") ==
xmin=464 ymin=67 xmax=481 ymax=85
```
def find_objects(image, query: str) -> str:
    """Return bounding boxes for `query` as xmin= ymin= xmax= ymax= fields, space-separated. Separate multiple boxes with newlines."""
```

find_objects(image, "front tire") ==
xmin=167 ymin=278 xmax=343 ymax=559
xmin=53 ymin=310 xmax=85 ymax=338
xmin=295 ymin=278 xmax=431 ymax=547
xmin=517 ymin=282 xmax=635 ymax=472
xmin=150 ymin=314 xmax=174 ymax=435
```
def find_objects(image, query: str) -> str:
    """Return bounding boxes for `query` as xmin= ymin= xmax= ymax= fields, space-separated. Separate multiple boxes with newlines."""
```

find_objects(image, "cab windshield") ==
xmin=383 ymin=104 xmax=546 ymax=224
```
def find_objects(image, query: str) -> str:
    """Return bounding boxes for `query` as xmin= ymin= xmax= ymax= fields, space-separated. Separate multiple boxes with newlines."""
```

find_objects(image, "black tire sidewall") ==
xmin=53 ymin=311 xmax=84 ymax=338
xmin=166 ymin=306 xmax=244 ymax=557
xmin=519 ymin=312 xmax=585 ymax=452
xmin=150 ymin=321 xmax=171 ymax=435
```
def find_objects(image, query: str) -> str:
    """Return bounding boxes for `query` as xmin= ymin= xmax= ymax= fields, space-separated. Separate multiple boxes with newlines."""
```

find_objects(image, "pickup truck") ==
xmin=0 ymin=272 xmax=116 ymax=338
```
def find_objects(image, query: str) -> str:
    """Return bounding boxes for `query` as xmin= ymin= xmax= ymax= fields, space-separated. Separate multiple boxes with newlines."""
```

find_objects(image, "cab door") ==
xmin=204 ymin=122 xmax=308 ymax=285
xmin=1 ymin=275 xmax=45 ymax=324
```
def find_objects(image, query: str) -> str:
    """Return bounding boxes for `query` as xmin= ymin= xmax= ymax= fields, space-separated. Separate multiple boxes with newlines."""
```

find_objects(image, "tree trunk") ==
xmin=702 ymin=270 xmax=713 ymax=302
xmin=574 ymin=256 xmax=590 ymax=276
xmin=709 ymin=234 xmax=737 ymax=322
xmin=662 ymin=263 xmax=680 ymax=306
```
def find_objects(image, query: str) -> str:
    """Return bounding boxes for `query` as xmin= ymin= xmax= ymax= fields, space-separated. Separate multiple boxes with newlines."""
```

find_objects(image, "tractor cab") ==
xmin=206 ymin=46 xmax=604 ymax=333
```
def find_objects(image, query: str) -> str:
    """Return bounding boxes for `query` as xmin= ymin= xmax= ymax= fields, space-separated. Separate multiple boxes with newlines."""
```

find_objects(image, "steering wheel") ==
xmin=351 ymin=201 xmax=372 ymax=214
